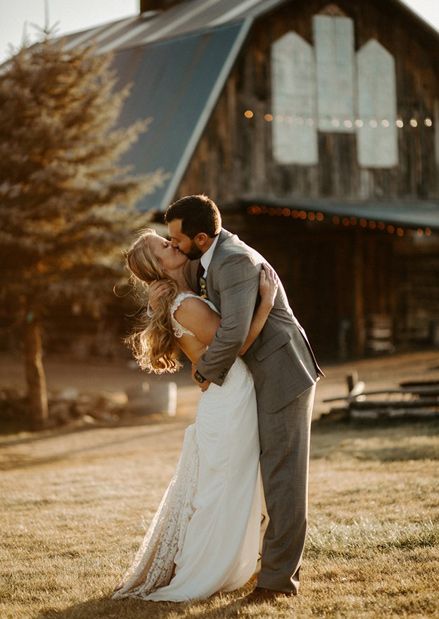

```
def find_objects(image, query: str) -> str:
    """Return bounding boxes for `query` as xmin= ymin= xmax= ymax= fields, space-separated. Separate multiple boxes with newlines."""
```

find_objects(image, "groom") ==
xmin=150 ymin=194 xmax=324 ymax=598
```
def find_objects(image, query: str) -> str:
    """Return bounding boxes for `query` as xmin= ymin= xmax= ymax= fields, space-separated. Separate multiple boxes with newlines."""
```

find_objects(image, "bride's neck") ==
xmin=167 ymin=265 xmax=192 ymax=292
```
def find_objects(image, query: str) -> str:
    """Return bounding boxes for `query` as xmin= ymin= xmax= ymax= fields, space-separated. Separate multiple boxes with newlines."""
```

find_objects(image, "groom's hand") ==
xmin=148 ymin=280 xmax=172 ymax=312
xmin=192 ymin=364 xmax=211 ymax=392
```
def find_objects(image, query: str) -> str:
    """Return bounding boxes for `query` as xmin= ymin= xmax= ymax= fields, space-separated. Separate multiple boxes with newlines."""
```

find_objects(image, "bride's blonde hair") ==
xmin=124 ymin=228 xmax=182 ymax=374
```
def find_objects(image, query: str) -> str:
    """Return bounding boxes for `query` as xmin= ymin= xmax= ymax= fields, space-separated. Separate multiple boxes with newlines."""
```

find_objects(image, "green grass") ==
xmin=1 ymin=418 xmax=438 ymax=618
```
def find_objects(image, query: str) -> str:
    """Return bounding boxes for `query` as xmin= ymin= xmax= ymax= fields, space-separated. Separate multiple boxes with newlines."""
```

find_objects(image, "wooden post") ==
xmin=346 ymin=371 xmax=358 ymax=393
xmin=353 ymin=231 xmax=366 ymax=356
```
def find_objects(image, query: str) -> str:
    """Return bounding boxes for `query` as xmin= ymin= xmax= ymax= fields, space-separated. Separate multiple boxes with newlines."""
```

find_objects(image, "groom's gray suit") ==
xmin=186 ymin=228 xmax=324 ymax=594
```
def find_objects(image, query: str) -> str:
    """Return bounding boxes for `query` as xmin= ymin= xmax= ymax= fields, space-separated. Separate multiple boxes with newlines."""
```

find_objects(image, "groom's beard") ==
xmin=183 ymin=241 xmax=203 ymax=260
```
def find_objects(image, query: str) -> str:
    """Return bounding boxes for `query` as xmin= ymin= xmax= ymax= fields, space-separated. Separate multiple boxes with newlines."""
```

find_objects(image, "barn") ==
xmin=54 ymin=0 xmax=439 ymax=360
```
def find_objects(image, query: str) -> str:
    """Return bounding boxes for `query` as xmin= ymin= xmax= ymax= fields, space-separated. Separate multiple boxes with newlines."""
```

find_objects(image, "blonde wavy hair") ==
xmin=124 ymin=228 xmax=182 ymax=374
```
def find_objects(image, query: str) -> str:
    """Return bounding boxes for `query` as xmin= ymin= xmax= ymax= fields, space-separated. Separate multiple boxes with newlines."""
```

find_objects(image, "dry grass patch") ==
xmin=1 ymin=417 xmax=438 ymax=618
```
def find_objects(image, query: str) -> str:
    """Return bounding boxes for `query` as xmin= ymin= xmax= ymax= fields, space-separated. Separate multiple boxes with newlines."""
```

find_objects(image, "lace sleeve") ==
xmin=169 ymin=293 xmax=197 ymax=338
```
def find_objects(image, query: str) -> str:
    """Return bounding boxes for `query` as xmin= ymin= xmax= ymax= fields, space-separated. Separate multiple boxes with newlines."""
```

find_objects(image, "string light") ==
xmin=246 ymin=205 xmax=435 ymax=238
xmin=244 ymin=112 xmax=433 ymax=128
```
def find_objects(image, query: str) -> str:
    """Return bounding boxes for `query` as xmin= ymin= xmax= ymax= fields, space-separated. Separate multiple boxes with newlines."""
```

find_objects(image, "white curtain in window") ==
xmin=356 ymin=39 xmax=398 ymax=168
xmin=271 ymin=31 xmax=318 ymax=164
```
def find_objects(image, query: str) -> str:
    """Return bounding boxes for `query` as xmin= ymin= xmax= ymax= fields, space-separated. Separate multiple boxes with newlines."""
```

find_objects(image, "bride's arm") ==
xmin=173 ymin=264 xmax=278 ymax=350
xmin=239 ymin=264 xmax=278 ymax=355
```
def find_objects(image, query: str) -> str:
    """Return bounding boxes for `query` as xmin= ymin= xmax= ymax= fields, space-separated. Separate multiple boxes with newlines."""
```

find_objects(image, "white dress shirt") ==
xmin=200 ymin=234 xmax=220 ymax=277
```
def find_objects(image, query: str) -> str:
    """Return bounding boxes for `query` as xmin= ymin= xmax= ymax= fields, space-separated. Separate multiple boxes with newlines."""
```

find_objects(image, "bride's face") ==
xmin=148 ymin=235 xmax=188 ymax=273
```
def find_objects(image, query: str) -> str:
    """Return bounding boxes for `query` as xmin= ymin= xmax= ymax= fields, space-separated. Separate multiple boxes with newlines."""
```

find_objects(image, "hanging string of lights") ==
xmin=246 ymin=204 xmax=434 ymax=237
xmin=243 ymin=110 xmax=434 ymax=128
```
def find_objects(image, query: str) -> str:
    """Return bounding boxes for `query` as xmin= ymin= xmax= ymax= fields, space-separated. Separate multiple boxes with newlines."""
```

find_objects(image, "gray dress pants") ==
xmin=257 ymin=383 xmax=316 ymax=594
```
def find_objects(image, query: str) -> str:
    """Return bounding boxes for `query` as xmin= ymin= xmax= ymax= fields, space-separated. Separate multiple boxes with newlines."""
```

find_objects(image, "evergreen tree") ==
xmin=0 ymin=33 xmax=166 ymax=429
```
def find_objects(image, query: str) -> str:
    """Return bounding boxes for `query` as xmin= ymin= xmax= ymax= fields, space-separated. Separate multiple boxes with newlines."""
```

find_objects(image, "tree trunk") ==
xmin=24 ymin=308 xmax=49 ymax=429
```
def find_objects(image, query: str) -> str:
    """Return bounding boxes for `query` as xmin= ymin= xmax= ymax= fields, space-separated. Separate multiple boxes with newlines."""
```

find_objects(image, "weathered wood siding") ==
xmin=178 ymin=0 xmax=439 ymax=202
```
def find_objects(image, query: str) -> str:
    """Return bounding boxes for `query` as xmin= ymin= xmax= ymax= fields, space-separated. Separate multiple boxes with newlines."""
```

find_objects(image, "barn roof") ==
xmin=62 ymin=0 xmax=438 ymax=54
xmin=53 ymin=1 xmax=439 ymax=212
xmin=61 ymin=0 xmax=287 ymax=53
xmin=112 ymin=20 xmax=250 ymax=212
xmin=60 ymin=1 xmax=288 ymax=212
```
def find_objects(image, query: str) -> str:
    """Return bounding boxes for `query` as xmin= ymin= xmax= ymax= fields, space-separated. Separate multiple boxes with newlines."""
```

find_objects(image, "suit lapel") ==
xmin=205 ymin=229 xmax=233 ymax=303
xmin=208 ymin=229 xmax=232 ymax=267
xmin=184 ymin=229 xmax=233 ymax=297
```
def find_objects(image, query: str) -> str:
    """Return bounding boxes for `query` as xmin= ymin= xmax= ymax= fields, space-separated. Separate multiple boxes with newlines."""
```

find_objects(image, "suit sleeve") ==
xmin=196 ymin=253 xmax=260 ymax=386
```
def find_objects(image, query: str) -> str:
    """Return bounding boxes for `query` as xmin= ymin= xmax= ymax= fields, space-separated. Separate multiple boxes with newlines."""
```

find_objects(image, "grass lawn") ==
xmin=1 ymin=413 xmax=438 ymax=618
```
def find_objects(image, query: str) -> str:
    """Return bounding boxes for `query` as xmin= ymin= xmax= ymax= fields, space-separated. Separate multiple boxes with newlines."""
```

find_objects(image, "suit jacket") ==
xmin=186 ymin=228 xmax=324 ymax=414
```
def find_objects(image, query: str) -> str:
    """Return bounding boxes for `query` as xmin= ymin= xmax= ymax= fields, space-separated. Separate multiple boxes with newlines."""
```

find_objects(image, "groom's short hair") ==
xmin=165 ymin=194 xmax=222 ymax=238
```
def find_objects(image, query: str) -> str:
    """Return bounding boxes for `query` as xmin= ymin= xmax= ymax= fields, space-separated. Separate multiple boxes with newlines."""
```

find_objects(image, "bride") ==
xmin=111 ymin=228 xmax=277 ymax=603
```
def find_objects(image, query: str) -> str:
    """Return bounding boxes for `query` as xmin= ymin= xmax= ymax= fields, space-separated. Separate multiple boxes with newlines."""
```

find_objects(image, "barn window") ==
xmin=312 ymin=13 xmax=355 ymax=133
xmin=271 ymin=32 xmax=318 ymax=164
xmin=356 ymin=39 xmax=398 ymax=167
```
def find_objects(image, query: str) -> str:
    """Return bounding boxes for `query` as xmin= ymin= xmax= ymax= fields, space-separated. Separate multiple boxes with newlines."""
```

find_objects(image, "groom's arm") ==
xmin=196 ymin=253 xmax=260 ymax=386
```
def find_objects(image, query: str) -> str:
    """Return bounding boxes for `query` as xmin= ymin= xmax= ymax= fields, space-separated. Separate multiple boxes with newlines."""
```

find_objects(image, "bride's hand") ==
xmin=259 ymin=263 xmax=278 ymax=309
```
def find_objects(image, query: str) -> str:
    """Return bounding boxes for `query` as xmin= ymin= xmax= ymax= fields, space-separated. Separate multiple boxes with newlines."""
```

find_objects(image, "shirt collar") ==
xmin=200 ymin=234 xmax=220 ymax=275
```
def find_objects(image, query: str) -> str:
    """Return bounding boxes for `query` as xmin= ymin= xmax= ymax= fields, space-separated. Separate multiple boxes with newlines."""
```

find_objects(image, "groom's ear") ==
xmin=194 ymin=232 xmax=209 ymax=249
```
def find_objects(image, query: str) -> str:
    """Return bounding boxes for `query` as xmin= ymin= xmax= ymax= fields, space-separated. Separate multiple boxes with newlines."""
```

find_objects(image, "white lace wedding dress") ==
xmin=111 ymin=292 xmax=262 ymax=602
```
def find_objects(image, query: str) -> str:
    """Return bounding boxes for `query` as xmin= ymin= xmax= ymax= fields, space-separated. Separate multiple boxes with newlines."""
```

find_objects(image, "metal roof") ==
xmin=58 ymin=1 xmax=287 ymax=211
xmin=114 ymin=20 xmax=251 ymax=211
xmin=61 ymin=0 xmax=438 ymax=55
xmin=62 ymin=0 xmax=286 ymax=54
xmin=242 ymin=196 xmax=439 ymax=230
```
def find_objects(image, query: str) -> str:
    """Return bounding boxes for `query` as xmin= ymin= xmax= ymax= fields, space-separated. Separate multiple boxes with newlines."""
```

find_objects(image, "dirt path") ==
xmin=1 ymin=349 xmax=438 ymax=420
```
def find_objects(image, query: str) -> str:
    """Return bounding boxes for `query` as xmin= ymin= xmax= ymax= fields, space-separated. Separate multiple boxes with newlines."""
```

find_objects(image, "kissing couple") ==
xmin=111 ymin=194 xmax=324 ymax=603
